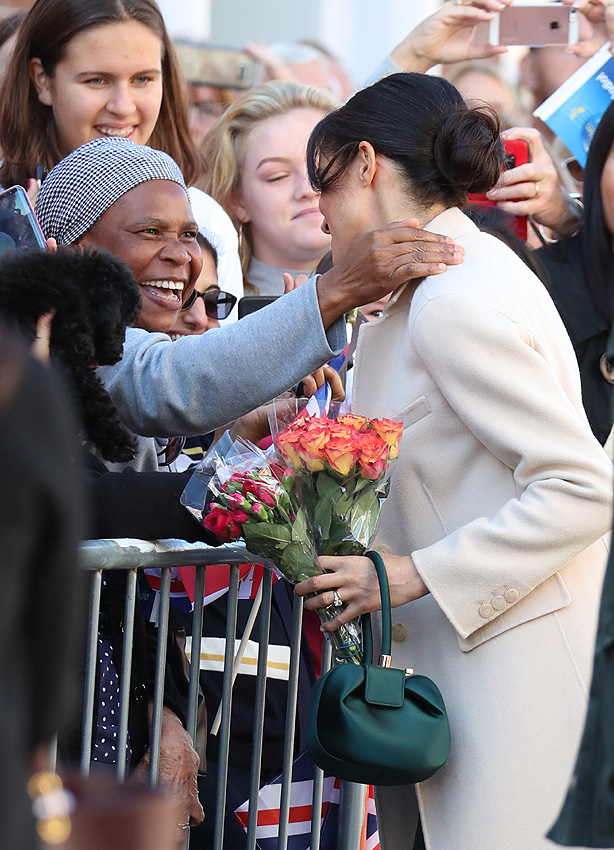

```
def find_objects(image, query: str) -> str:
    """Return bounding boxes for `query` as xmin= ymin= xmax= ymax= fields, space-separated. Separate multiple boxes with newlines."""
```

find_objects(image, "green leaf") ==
xmin=316 ymin=473 xmax=338 ymax=500
xmin=279 ymin=543 xmax=321 ymax=581
xmin=325 ymin=538 xmax=364 ymax=557
xmin=325 ymin=517 xmax=351 ymax=545
xmin=349 ymin=491 xmax=380 ymax=547
xmin=313 ymin=497 xmax=333 ymax=539
xmin=244 ymin=522 xmax=292 ymax=546
xmin=353 ymin=477 xmax=371 ymax=495
xmin=291 ymin=508 xmax=309 ymax=544
xmin=334 ymin=492 xmax=354 ymax=516
xmin=293 ymin=479 xmax=319 ymax=515
xmin=344 ymin=477 xmax=358 ymax=497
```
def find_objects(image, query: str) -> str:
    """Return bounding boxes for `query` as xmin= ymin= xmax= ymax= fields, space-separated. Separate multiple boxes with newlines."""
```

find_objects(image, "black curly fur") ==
xmin=0 ymin=247 xmax=141 ymax=462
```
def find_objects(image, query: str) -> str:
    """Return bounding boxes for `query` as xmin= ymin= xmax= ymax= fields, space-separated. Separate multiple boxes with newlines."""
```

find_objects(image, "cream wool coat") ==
xmin=351 ymin=207 xmax=613 ymax=850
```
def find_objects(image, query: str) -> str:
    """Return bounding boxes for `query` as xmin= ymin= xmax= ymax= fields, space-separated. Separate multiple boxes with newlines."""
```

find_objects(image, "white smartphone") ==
xmin=485 ymin=2 xmax=579 ymax=47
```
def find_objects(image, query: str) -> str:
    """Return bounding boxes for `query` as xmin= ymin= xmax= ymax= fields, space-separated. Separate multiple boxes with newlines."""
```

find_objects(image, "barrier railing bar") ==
xmin=149 ymin=566 xmax=171 ymax=787
xmin=80 ymin=569 xmax=102 ymax=774
xmin=246 ymin=567 xmax=273 ymax=850
xmin=310 ymin=638 xmax=332 ymax=850
xmin=278 ymin=595 xmax=304 ymax=850
xmin=75 ymin=540 xmax=367 ymax=850
xmin=338 ymin=781 xmax=367 ymax=850
xmin=78 ymin=539 xmax=260 ymax=571
xmin=116 ymin=568 xmax=137 ymax=781
xmin=186 ymin=565 xmax=206 ymax=744
xmin=213 ymin=565 xmax=241 ymax=850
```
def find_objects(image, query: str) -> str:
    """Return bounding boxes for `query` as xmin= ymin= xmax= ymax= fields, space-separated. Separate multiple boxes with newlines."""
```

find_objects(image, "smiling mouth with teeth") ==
xmin=96 ymin=127 xmax=136 ymax=138
xmin=140 ymin=279 xmax=185 ymax=308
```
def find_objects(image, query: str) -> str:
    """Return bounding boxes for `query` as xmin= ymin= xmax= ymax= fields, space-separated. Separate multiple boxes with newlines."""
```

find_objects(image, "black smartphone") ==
xmin=0 ymin=186 xmax=48 ymax=254
xmin=238 ymin=295 xmax=278 ymax=319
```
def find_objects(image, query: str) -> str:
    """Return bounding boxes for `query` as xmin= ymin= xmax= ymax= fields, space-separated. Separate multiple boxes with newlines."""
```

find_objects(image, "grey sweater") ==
xmin=99 ymin=278 xmax=346 ymax=470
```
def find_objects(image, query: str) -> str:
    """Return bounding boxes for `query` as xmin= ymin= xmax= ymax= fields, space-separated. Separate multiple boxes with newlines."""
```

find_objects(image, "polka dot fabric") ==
xmin=92 ymin=635 xmax=132 ymax=765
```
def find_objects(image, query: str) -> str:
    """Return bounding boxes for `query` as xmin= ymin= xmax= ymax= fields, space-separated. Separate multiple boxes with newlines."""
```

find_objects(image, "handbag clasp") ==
xmin=378 ymin=654 xmax=392 ymax=668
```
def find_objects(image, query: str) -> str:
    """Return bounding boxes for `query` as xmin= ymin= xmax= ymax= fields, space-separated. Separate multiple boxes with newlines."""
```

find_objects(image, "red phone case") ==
xmin=466 ymin=139 xmax=529 ymax=241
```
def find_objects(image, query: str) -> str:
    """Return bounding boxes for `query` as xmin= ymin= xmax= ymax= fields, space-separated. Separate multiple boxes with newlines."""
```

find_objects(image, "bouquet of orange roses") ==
xmin=183 ymin=407 xmax=402 ymax=664
xmin=272 ymin=409 xmax=403 ymax=557
xmin=265 ymin=401 xmax=403 ymax=660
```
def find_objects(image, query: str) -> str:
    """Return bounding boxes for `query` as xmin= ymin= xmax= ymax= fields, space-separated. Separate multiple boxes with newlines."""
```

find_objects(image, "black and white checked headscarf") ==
xmin=35 ymin=137 xmax=188 ymax=245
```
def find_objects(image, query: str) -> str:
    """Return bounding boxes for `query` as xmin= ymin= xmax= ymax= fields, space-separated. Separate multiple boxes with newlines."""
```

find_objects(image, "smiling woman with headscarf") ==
xmin=35 ymin=136 xmax=202 ymax=337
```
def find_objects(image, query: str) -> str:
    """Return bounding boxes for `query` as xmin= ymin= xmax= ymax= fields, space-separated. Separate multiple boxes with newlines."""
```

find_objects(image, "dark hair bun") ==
xmin=433 ymin=106 xmax=503 ymax=196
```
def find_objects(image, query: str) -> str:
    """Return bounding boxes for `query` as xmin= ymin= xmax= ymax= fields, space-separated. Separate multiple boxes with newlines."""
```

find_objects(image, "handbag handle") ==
xmin=362 ymin=550 xmax=392 ymax=667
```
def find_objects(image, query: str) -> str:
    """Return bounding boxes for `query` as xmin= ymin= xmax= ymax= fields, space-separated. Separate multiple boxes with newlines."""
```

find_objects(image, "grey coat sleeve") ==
xmin=100 ymin=277 xmax=347 ymax=438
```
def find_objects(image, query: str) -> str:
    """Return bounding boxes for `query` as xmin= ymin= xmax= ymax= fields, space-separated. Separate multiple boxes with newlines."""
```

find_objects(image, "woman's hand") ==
xmin=317 ymin=219 xmax=464 ymax=329
xmin=485 ymin=127 xmax=583 ymax=237
xmin=391 ymin=0 xmax=513 ymax=74
xmin=283 ymin=272 xmax=309 ymax=293
xmin=562 ymin=0 xmax=613 ymax=58
xmin=31 ymin=310 xmax=55 ymax=364
xmin=244 ymin=41 xmax=301 ymax=83
xmin=226 ymin=392 xmax=293 ymax=445
xmin=297 ymin=363 xmax=345 ymax=402
xmin=295 ymin=552 xmax=429 ymax=631
xmin=133 ymin=706 xmax=204 ymax=840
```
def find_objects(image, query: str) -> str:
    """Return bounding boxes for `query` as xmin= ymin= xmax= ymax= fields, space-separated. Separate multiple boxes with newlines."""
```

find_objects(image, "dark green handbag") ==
xmin=307 ymin=550 xmax=451 ymax=785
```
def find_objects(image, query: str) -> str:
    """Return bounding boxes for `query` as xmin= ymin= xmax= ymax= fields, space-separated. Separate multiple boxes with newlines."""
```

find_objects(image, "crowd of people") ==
xmin=1 ymin=0 xmax=614 ymax=848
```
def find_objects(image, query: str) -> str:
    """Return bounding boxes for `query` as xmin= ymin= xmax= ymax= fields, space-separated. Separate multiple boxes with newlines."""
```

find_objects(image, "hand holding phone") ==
xmin=484 ymin=127 xmax=581 ymax=238
xmin=467 ymin=137 xmax=530 ymax=239
xmin=477 ymin=2 xmax=579 ymax=47
xmin=0 ymin=186 xmax=48 ymax=255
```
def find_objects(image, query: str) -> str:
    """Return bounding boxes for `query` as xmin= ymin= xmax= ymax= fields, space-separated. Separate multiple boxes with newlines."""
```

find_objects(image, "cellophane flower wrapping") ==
xmin=268 ymin=398 xmax=403 ymax=664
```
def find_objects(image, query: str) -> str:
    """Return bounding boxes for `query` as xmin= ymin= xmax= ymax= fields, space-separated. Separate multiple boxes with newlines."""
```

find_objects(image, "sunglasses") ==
xmin=157 ymin=435 xmax=186 ymax=467
xmin=181 ymin=287 xmax=237 ymax=320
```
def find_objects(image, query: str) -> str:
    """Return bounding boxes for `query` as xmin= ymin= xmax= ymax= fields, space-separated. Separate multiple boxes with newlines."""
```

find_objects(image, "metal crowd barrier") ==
xmin=76 ymin=538 xmax=367 ymax=850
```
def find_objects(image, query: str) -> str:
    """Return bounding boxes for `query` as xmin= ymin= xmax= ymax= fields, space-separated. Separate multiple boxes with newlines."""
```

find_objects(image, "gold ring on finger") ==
xmin=534 ymin=181 xmax=540 ymax=198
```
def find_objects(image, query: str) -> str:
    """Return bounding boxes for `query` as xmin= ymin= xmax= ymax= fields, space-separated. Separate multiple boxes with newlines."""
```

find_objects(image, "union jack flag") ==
xmin=144 ymin=562 xmax=279 ymax=617
xmin=234 ymin=749 xmax=379 ymax=850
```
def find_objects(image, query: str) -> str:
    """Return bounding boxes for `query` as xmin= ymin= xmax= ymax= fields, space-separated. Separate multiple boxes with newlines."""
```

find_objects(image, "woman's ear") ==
xmin=357 ymin=141 xmax=377 ymax=187
xmin=29 ymin=58 xmax=53 ymax=106
xmin=229 ymin=190 xmax=250 ymax=225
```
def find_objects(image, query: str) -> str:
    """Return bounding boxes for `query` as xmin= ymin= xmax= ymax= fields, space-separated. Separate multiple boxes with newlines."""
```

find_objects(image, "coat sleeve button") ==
xmin=478 ymin=604 xmax=494 ymax=619
xmin=491 ymin=595 xmax=506 ymax=610
xmin=504 ymin=589 xmax=520 ymax=604
xmin=391 ymin=623 xmax=407 ymax=642
xmin=375 ymin=544 xmax=393 ymax=555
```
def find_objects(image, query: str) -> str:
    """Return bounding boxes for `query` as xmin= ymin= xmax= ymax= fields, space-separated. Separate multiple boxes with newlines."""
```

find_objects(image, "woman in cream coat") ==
xmin=296 ymin=73 xmax=613 ymax=850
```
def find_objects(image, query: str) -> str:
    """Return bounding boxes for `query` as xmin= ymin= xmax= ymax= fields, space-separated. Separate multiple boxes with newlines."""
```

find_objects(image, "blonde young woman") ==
xmin=198 ymin=80 xmax=338 ymax=295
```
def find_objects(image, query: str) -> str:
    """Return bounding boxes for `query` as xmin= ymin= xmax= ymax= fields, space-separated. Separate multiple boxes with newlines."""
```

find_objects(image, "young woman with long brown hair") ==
xmin=0 ymin=0 xmax=243 ymax=305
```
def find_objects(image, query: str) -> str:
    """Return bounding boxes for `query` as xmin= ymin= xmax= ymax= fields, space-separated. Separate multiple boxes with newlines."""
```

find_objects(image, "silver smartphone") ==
xmin=0 ymin=186 xmax=48 ymax=255
xmin=480 ymin=2 xmax=579 ymax=47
